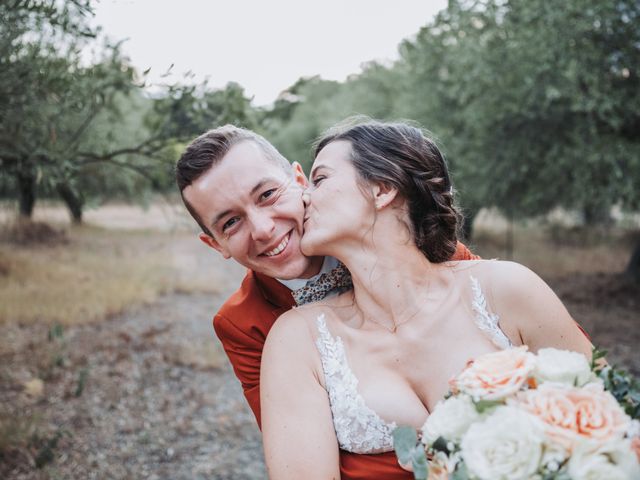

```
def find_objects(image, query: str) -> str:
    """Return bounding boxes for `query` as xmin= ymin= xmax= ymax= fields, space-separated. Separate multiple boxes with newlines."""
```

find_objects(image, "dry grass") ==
xmin=471 ymin=214 xmax=633 ymax=278
xmin=0 ymin=223 xmax=223 ymax=326
xmin=0 ymin=202 xmax=636 ymax=326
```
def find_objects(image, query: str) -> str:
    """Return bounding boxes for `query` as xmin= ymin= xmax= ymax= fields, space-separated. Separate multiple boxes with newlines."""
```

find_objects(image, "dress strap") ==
xmin=470 ymin=276 xmax=512 ymax=349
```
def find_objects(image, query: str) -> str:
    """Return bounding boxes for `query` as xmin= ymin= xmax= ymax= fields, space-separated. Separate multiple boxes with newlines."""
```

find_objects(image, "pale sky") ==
xmin=91 ymin=0 xmax=447 ymax=106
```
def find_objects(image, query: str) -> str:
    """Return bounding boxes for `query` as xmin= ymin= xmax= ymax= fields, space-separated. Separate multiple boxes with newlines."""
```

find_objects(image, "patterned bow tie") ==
xmin=292 ymin=261 xmax=353 ymax=306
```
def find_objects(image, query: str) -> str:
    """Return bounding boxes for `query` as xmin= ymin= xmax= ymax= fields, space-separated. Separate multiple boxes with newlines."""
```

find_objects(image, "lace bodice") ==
xmin=316 ymin=315 xmax=397 ymax=454
xmin=315 ymin=276 xmax=512 ymax=454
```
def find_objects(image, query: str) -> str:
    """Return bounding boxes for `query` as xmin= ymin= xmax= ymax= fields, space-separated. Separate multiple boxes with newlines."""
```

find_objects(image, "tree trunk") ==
xmin=626 ymin=239 xmax=640 ymax=283
xmin=17 ymin=170 xmax=37 ymax=218
xmin=56 ymin=182 xmax=84 ymax=224
xmin=583 ymin=203 xmax=611 ymax=226
xmin=505 ymin=212 xmax=514 ymax=260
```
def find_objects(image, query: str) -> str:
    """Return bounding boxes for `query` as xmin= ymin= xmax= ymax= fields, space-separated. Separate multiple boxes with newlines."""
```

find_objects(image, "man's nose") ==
xmin=248 ymin=212 xmax=275 ymax=241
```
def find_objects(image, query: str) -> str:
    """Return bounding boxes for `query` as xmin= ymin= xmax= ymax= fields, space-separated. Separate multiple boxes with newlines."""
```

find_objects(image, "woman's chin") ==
xmin=300 ymin=235 xmax=320 ymax=257
xmin=299 ymin=239 xmax=313 ymax=257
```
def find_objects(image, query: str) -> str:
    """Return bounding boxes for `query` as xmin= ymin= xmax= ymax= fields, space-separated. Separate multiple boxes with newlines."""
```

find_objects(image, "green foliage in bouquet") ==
xmin=393 ymin=427 xmax=429 ymax=480
xmin=592 ymin=347 xmax=640 ymax=420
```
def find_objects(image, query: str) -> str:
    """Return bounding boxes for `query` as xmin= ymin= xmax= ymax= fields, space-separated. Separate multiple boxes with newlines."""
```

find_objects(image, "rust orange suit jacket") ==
xmin=213 ymin=243 xmax=479 ymax=480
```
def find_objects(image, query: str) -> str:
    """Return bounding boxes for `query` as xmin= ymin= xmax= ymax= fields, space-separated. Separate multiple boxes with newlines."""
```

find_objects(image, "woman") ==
xmin=260 ymin=121 xmax=592 ymax=479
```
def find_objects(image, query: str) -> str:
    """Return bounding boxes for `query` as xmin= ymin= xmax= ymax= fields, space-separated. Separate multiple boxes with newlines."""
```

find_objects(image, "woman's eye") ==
xmin=222 ymin=217 xmax=239 ymax=232
xmin=312 ymin=176 xmax=325 ymax=186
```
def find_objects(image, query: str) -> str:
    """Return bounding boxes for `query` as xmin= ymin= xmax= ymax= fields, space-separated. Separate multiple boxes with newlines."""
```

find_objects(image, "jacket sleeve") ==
xmin=452 ymin=241 xmax=480 ymax=261
xmin=213 ymin=313 xmax=264 ymax=427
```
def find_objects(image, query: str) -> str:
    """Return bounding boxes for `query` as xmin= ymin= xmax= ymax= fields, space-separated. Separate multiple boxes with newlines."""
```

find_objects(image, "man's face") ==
xmin=183 ymin=140 xmax=324 ymax=280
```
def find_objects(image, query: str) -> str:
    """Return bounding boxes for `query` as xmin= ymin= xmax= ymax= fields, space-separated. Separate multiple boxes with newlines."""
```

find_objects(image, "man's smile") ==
xmin=261 ymin=231 xmax=292 ymax=257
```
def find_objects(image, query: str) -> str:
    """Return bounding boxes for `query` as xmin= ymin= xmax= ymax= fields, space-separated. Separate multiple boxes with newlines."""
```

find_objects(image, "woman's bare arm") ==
xmin=260 ymin=310 xmax=340 ymax=480
xmin=489 ymin=261 xmax=593 ymax=358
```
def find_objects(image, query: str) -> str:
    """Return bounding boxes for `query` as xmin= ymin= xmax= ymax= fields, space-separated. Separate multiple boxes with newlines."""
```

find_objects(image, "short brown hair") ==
xmin=176 ymin=125 xmax=291 ymax=235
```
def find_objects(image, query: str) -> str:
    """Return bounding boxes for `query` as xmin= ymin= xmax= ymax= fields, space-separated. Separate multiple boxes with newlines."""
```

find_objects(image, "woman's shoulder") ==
xmin=447 ymin=259 xmax=553 ymax=317
xmin=262 ymin=307 xmax=321 ymax=373
xmin=455 ymin=259 xmax=567 ymax=324
xmin=268 ymin=302 xmax=336 ymax=346
xmin=448 ymin=259 xmax=540 ymax=288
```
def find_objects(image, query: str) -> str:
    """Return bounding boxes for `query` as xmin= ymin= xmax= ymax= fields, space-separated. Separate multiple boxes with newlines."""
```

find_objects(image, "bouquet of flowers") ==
xmin=394 ymin=347 xmax=640 ymax=480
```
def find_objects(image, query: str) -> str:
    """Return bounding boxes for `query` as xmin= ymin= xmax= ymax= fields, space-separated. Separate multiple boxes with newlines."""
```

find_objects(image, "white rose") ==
xmin=534 ymin=348 xmax=596 ymax=387
xmin=460 ymin=406 xmax=544 ymax=480
xmin=421 ymin=395 xmax=481 ymax=445
xmin=568 ymin=439 xmax=640 ymax=480
xmin=540 ymin=442 xmax=569 ymax=473
xmin=627 ymin=419 xmax=640 ymax=439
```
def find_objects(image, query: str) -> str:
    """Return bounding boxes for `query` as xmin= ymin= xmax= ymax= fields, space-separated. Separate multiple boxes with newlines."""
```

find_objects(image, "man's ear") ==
xmin=291 ymin=162 xmax=309 ymax=188
xmin=371 ymin=182 xmax=399 ymax=210
xmin=198 ymin=232 xmax=231 ymax=259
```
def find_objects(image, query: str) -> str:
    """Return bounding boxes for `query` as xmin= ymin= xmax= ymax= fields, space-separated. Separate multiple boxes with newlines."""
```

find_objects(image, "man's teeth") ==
xmin=264 ymin=235 xmax=289 ymax=257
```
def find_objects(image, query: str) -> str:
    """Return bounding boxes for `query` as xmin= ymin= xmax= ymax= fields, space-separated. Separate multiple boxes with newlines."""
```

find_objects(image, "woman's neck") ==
xmin=334 ymin=237 xmax=454 ymax=332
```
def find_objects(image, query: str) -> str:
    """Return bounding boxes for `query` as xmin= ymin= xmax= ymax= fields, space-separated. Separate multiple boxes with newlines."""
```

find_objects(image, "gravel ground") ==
xmin=1 ymin=259 xmax=267 ymax=479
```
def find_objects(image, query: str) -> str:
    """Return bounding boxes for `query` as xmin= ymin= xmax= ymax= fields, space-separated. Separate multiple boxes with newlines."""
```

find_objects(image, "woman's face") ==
xmin=301 ymin=140 xmax=376 ymax=257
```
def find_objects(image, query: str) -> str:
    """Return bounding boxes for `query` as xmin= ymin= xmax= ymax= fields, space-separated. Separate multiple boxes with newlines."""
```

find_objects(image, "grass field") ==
xmin=0 ymin=203 xmax=225 ymax=326
xmin=0 ymin=203 xmax=636 ymax=325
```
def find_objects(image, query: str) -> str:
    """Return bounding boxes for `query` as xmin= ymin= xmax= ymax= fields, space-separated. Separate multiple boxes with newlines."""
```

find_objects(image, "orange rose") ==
xmin=451 ymin=346 xmax=536 ymax=401
xmin=514 ymin=383 xmax=631 ymax=452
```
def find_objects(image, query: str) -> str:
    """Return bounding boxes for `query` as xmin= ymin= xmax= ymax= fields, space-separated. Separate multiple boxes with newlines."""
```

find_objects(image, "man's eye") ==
xmin=260 ymin=189 xmax=277 ymax=201
xmin=222 ymin=217 xmax=239 ymax=232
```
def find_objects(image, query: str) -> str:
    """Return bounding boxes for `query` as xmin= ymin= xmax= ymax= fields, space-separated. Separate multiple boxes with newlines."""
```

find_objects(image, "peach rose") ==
xmin=514 ymin=382 xmax=632 ymax=452
xmin=426 ymin=463 xmax=449 ymax=480
xmin=451 ymin=346 xmax=536 ymax=401
xmin=632 ymin=436 xmax=640 ymax=463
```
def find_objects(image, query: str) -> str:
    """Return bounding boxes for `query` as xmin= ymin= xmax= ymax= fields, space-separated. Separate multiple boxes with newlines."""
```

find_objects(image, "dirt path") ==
xmin=1 ymin=263 xmax=267 ymax=479
xmin=549 ymin=272 xmax=640 ymax=376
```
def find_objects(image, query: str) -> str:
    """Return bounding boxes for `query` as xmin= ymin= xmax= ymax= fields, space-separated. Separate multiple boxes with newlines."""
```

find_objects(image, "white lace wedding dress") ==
xmin=314 ymin=276 xmax=512 ymax=454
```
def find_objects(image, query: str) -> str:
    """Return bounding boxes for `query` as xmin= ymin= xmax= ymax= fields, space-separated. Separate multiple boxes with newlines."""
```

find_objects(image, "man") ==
xmin=176 ymin=125 xmax=478 ymax=479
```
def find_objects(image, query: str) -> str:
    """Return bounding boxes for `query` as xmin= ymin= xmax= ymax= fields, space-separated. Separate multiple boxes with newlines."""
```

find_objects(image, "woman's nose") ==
xmin=301 ymin=190 xmax=310 ymax=206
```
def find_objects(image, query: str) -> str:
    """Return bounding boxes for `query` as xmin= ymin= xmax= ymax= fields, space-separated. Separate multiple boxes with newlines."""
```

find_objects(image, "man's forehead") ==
xmin=199 ymin=144 xmax=285 ymax=185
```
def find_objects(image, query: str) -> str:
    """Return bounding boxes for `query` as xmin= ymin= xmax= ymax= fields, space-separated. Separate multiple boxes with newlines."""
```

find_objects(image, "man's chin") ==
xmin=248 ymin=257 xmax=301 ymax=280
xmin=257 ymin=256 xmax=320 ymax=281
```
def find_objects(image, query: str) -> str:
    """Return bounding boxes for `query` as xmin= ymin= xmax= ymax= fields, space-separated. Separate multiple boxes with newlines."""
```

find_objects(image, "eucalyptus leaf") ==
xmin=451 ymin=462 xmax=470 ymax=480
xmin=411 ymin=446 xmax=429 ymax=480
xmin=393 ymin=426 xmax=419 ymax=465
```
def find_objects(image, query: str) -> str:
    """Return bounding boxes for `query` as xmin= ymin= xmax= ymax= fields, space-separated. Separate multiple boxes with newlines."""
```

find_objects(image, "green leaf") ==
xmin=431 ymin=436 xmax=451 ymax=454
xmin=451 ymin=462 xmax=470 ymax=480
xmin=411 ymin=446 xmax=429 ymax=480
xmin=393 ymin=426 xmax=419 ymax=466
xmin=474 ymin=399 xmax=501 ymax=413
xmin=590 ymin=346 xmax=607 ymax=371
